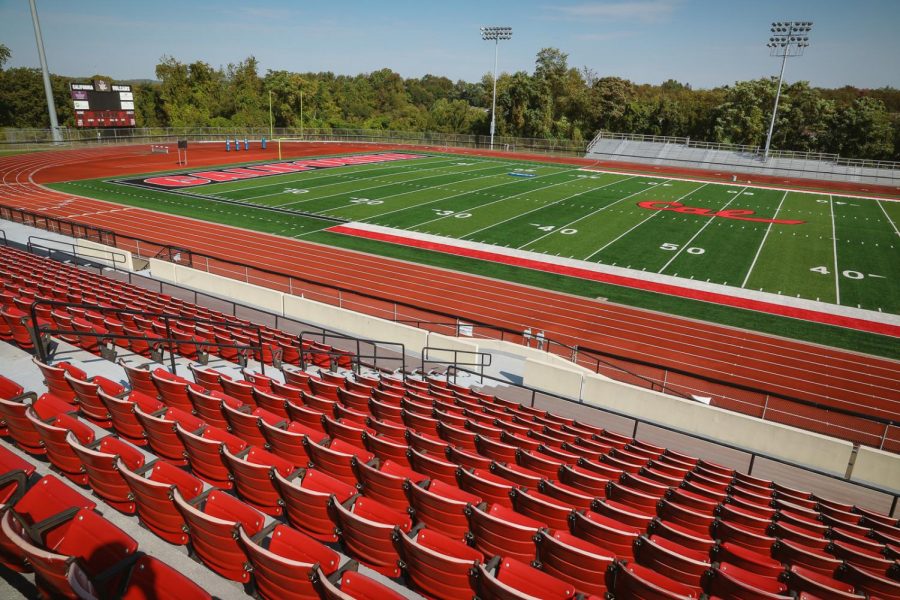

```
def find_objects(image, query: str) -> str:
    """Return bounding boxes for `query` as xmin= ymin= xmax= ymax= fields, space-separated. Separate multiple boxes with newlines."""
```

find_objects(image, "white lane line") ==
xmin=658 ymin=187 xmax=747 ymax=274
xmin=741 ymin=190 xmax=789 ymax=288
xmin=830 ymin=195 xmax=841 ymax=305
xmin=584 ymin=182 xmax=709 ymax=261
xmin=876 ymin=199 xmax=900 ymax=238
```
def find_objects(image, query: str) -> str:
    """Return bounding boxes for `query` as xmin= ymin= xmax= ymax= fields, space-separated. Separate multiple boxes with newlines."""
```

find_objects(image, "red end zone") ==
xmin=326 ymin=223 xmax=899 ymax=338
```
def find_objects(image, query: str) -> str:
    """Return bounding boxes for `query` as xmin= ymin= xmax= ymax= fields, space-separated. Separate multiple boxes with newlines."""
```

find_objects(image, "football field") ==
xmin=87 ymin=151 xmax=899 ymax=316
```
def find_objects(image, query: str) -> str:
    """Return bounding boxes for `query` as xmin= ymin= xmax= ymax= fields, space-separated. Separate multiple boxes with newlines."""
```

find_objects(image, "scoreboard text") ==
xmin=70 ymin=80 xmax=136 ymax=128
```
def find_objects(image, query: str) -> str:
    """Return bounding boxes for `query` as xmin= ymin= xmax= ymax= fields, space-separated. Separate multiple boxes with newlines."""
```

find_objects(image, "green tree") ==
xmin=0 ymin=44 xmax=10 ymax=70
xmin=824 ymin=97 xmax=894 ymax=159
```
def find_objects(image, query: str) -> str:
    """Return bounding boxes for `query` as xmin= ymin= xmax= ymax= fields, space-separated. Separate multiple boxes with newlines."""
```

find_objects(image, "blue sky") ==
xmin=1 ymin=0 xmax=898 ymax=89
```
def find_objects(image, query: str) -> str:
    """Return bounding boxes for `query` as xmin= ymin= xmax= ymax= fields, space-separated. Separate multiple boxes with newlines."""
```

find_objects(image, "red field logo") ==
xmin=116 ymin=152 xmax=427 ymax=191
xmin=637 ymin=201 xmax=805 ymax=225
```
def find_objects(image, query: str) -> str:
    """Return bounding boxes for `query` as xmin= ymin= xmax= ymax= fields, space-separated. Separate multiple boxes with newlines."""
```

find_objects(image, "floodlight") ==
xmin=480 ymin=25 xmax=513 ymax=151
xmin=762 ymin=20 xmax=813 ymax=160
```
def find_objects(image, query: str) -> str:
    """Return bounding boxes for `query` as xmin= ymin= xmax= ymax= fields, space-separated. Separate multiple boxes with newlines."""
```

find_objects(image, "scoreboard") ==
xmin=70 ymin=80 xmax=136 ymax=128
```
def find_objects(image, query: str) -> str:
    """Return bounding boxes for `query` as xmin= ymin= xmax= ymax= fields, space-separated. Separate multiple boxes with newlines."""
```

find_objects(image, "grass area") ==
xmin=47 ymin=151 xmax=900 ymax=359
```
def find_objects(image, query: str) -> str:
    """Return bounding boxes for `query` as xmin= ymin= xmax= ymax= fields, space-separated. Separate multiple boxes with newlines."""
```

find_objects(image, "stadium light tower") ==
xmin=480 ymin=26 xmax=512 ymax=151
xmin=763 ymin=21 xmax=812 ymax=160
xmin=28 ymin=0 xmax=62 ymax=143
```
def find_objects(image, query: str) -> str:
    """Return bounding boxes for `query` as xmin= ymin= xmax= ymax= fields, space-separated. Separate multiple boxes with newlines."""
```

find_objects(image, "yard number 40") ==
xmin=810 ymin=266 xmax=865 ymax=279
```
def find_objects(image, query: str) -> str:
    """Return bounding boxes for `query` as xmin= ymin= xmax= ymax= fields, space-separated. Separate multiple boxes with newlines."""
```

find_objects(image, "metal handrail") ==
xmin=298 ymin=330 xmax=406 ymax=375
xmin=27 ymin=236 xmax=128 ymax=269
xmin=29 ymin=299 xmax=268 ymax=374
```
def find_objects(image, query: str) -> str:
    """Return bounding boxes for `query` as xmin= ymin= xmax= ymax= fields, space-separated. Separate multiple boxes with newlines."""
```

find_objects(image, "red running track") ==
xmin=1 ymin=144 xmax=898 ymax=434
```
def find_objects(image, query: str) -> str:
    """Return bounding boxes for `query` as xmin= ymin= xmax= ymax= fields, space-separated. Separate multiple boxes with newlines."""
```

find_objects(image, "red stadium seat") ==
xmin=509 ymin=487 xmax=572 ymax=530
xmin=836 ymin=561 xmax=900 ymax=599
xmin=633 ymin=534 xmax=710 ymax=594
xmin=274 ymin=468 xmax=355 ymax=542
xmin=118 ymin=360 xmax=159 ymax=398
xmin=458 ymin=466 xmax=517 ymax=508
xmin=646 ymin=517 xmax=715 ymax=553
xmin=0 ymin=474 xmax=95 ymax=572
xmin=67 ymin=433 xmax=144 ymax=513
xmin=97 ymin=388 xmax=163 ymax=446
xmin=223 ymin=403 xmax=282 ymax=447
xmin=407 ymin=478 xmax=482 ymax=541
xmin=119 ymin=458 xmax=203 ymax=545
xmin=362 ymin=430 xmax=410 ymax=465
xmin=177 ymin=423 xmax=247 ymax=488
xmin=151 ymin=368 xmax=196 ymax=413
xmin=330 ymin=494 xmax=412 ymax=577
xmin=571 ymin=509 xmax=642 ymax=560
xmin=534 ymin=529 xmax=614 ymax=596
xmin=353 ymin=457 xmax=422 ymax=511
xmin=303 ymin=437 xmax=373 ymax=485
xmin=187 ymin=385 xmax=240 ymax=429
xmin=784 ymin=565 xmax=864 ymax=599
xmin=1 ymin=507 xmax=139 ymax=599
xmin=313 ymin=564 xmax=406 ymax=600
xmin=408 ymin=447 xmax=459 ymax=485
xmin=64 ymin=371 xmax=124 ymax=427
xmin=26 ymin=407 xmax=95 ymax=484
xmin=238 ymin=523 xmax=340 ymax=600
xmin=119 ymin=555 xmax=213 ymax=600
xmin=772 ymin=539 xmax=842 ymax=575
xmin=473 ymin=555 xmax=580 ymax=600
xmin=466 ymin=503 xmax=543 ymax=563
xmin=223 ymin=445 xmax=295 ymax=516
xmin=490 ymin=460 xmax=543 ymax=487
xmin=713 ymin=541 xmax=784 ymax=578
xmin=395 ymin=527 xmax=482 ymax=600
xmin=32 ymin=357 xmax=85 ymax=402
xmin=173 ymin=488 xmax=264 ymax=582
xmin=609 ymin=560 xmax=701 ymax=599
xmin=134 ymin=405 xmax=203 ymax=465
xmin=704 ymin=563 xmax=791 ymax=599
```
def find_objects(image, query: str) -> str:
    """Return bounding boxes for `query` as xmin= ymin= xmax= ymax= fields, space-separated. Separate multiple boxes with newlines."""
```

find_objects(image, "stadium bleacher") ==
xmin=0 ymin=238 xmax=899 ymax=599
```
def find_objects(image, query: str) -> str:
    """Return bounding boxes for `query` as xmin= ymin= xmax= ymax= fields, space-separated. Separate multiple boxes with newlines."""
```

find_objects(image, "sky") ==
xmin=1 ymin=0 xmax=899 ymax=89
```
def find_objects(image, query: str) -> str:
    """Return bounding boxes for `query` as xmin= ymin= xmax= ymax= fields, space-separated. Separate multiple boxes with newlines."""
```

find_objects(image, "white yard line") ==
xmin=658 ymin=187 xmax=747 ymax=274
xmin=830 ymin=195 xmax=841 ymax=305
xmin=518 ymin=179 xmax=672 ymax=250
xmin=461 ymin=174 xmax=636 ymax=239
xmin=741 ymin=190 xmax=789 ymax=288
xmin=363 ymin=169 xmax=575 ymax=227
xmin=876 ymin=199 xmax=900 ymax=238
xmin=584 ymin=182 xmax=709 ymax=261
xmin=274 ymin=162 xmax=512 ymax=208
xmin=412 ymin=173 xmax=592 ymax=232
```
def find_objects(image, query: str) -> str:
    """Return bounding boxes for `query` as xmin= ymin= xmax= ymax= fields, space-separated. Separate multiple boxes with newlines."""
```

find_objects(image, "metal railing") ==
xmin=446 ymin=366 xmax=900 ymax=513
xmin=298 ymin=330 xmax=407 ymax=375
xmin=27 ymin=236 xmax=128 ymax=270
xmin=28 ymin=299 xmax=268 ymax=374
xmin=585 ymin=130 xmax=900 ymax=171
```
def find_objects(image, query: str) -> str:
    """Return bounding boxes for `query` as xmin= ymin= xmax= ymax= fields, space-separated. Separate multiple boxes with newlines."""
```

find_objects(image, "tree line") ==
xmin=1 ymin=44 xmax=897 ymax=160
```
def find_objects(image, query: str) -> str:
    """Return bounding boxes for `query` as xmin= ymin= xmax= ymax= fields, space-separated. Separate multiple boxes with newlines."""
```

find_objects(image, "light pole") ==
xmin=480 ymin=26 xmax=512 ymax=151
xmin=763 ymin=21 xmax=812 ymax=160
xmin=28 ymin=0 xmax=61 ymax=143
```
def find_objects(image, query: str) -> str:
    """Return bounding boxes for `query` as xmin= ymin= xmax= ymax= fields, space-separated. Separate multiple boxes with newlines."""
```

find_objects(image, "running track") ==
xmin=1 ymin=144 xmax=898 ymax=441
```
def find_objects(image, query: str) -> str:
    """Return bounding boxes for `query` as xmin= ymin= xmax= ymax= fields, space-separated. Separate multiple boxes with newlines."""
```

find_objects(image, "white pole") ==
xmin=28 ymin=0 xmax=61 ymax=143
xmin=763 ymin=51 xmax=788 ymax=161
xmin=268 ymin=90 xmax=273 ymax=140
xmin=300 ymin=89 xmax=303 ymax=139
xmin=490 ymin=38 xmax=499 ymax=151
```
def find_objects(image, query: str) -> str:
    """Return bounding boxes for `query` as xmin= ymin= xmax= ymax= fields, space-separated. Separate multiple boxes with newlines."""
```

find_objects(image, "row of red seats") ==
xmin=10 ymin=357 xmax=612 ymax=597
xmin=0 ymin=440 xmax=211 ymax=599
xmin=80 ymin=360 xmax=900 ymax=600
xmin=0 ymin=370 xmax=412 ymax=599
xmin=11 ymin=344 xmax=900 ymax=600
xmin=0 ymin=245 xmax=353 ymax=368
